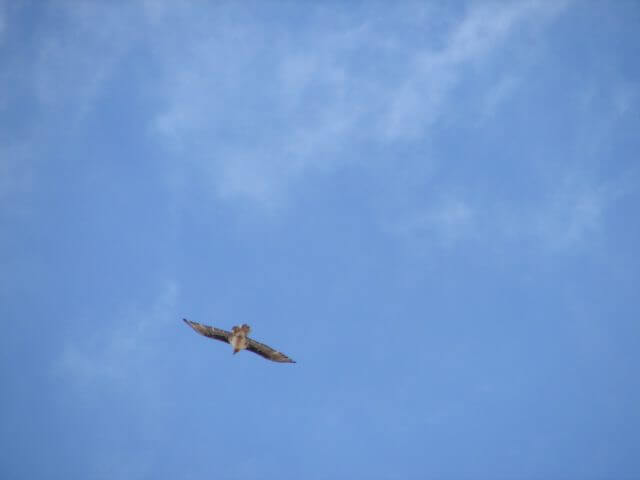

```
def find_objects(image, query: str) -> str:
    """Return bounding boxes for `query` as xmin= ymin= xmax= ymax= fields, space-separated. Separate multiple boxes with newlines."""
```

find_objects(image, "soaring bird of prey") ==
xmin=183 ymin=319 xmax=296 ymax=363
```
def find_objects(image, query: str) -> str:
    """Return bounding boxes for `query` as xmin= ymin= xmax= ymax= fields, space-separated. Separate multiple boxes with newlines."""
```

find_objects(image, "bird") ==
xmin=182 ymin=318 xmax=296 ymax=363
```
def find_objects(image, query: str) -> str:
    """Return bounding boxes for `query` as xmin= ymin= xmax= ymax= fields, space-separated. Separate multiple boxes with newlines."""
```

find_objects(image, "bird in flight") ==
xmin=183 ymin=319 xmax=296 ymax=363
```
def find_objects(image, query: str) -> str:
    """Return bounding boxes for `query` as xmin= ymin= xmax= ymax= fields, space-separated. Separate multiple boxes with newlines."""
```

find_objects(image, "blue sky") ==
xmin=1 ymin=1 xmax=640 ymax=478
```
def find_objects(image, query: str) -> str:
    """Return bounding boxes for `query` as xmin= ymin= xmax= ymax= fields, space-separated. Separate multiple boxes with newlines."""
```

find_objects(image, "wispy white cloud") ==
xmin=12 ymin=1 xmax=569 ymax=211
xmin=147 ymin=12 xmax=372 ymax=208
xmin=0 ymin=2 xmax=6 ymax=45
xmin=574 ymin=80 xmax=640 ymax=126
xmin=50 ymin=279 xmax=182 ymax=478
xmin=481 ymin=74 xmax=521 ymax=119
xmin=53 ymin=281 xmax=179 ymax=387
xmin=611 ymin=82 xmax=638 ymax=117
xmin=531 ymin=172 xmax=622 ymax=252
xmin=34 ymin=2 xmax=136 ymax=123
xmin=391 ymin=195 xmax=476 ymax=248
xmin=386 ymin=166 xmax=632 ymax=255
xmin=147 ymin=2 xmax=568 ymax=206
xmin=383 ymin=1 xmax=568 ymax=138
xmin=0 ymin=144 xmax=33 ymax=215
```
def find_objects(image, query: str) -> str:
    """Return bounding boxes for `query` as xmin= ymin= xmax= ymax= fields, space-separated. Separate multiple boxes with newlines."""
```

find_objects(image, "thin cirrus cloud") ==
xmin=0 ymin=1 xmax=6 ymax=43
xmin=148 ymin=2 xmax=569 ymax=205
xmin=390 ymin=196 xmax=476 ymax=249
xmin=387 ymin=168 xmax=623 ymax=254
xmin=32 ymin=2 xmax=136 ymax=123
xmin=480 ymin=75 xmax=521 ymax=120
xmin=16 ymin=0 xmax=611 ymax=252
xmin=381 ymin=0 xmax=569 ymax=138
xmin=52 ymin=281 xmax=179 ymax=388
xmin=16 ymin=1 xmax=569 ymax=210
xmin=531 ymin=172 xmax=631 ymax=252
xmin=0 ymin=145 xmax=33 ymax=213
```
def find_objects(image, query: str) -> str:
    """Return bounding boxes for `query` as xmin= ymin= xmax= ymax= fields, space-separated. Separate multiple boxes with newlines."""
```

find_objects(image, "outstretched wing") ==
xmin=246 ymin=337 xmax=296 ymax=363
xmin=183 ymin=318 xmax=231 ymax=344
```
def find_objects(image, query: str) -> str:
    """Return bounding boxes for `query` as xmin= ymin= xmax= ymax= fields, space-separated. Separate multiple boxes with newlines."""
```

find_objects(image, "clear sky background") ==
xmin=1 ymin=1 xmax=639 ymax=479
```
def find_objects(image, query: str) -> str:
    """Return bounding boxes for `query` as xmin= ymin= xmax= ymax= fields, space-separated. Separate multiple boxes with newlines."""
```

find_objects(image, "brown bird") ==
xmin=183 ymin=319 xmax=296 ymax=363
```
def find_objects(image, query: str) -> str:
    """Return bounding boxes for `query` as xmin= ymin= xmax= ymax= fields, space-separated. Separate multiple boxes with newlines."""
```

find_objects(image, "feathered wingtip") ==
xmin=183 ymin=318 xmax=199 ymax=334
xmin=183 ymin=318 xmax=206 ymax=334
